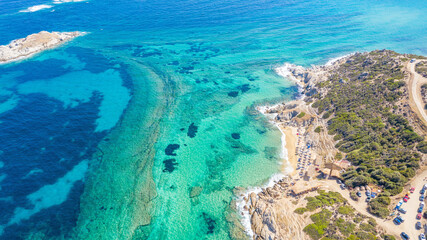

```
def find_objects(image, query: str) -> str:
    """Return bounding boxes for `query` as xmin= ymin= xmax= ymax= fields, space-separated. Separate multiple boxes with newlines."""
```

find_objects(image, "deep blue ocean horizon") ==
xmin=0 ymin=0 xmax=426 ymax=239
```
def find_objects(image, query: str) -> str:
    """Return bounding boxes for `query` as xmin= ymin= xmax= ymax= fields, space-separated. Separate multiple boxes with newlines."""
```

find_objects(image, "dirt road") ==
xmin=406 ymin=60 xmax=427 ymax=128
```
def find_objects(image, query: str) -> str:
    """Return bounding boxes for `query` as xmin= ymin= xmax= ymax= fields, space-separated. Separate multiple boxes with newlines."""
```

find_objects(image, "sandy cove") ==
xmin=236 ymin=57 xmax=349 ymax=240
xmin=278 ymin=125 xmax=298 ymax=176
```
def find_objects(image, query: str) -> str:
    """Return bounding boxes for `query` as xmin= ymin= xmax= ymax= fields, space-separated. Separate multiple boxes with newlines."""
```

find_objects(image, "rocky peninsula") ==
xmin=0 ymin=31 xmax=84 ymax=64
xmin=237 ymin=50 xmax=427 ymax=239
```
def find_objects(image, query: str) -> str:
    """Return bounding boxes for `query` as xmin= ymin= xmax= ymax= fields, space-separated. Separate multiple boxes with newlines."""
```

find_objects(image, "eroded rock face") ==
xmin=0 ymin=31 xmax=84 ymax=63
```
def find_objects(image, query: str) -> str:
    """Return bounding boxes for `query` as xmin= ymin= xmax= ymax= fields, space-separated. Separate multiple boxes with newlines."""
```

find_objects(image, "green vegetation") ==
xmin=315 ymin=126 xmax=322 ymax=133
xmin=305 ymin=190 xmax=346 ymax=211
xmin=417 ymin=141 xmax=427 ymax=154
xmin=297 ymin=112 xmax=306 ymax=118
xmin=310 ymin=51 xmax=424 ymax=197
xmin=415 ymin=61 xmax=427 ymax=78
xmin=368 ymin=194 xmax=391 ymax=218
xmin=338 ymin=205 xmax=354 ymax=215
xmin=350 ymin=191 xmax=358 ymax=201
xmin=295 ymin=207 xmax=307 ymax=214
xmin=382 ymin=235 xmax=396 ymax=240
xmin=303 ymin=209 xmax=332 ymax=240
xmin=294 ymin=190 xmax=345 ymax=214
xmin=299 ymin=191 xmax=385 ymax=240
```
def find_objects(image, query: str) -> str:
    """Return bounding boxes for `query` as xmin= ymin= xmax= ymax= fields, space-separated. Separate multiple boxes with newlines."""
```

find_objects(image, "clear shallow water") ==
xmin=0 ymin=0 xmax=426 ymax=239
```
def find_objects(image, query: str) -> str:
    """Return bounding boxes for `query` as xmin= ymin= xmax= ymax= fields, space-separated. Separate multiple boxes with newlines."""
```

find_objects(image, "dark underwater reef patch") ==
xmin=165 ymin=144 xmax=180 ymax=156
xmin=201 ymin=212 xmax=216 ymax=234
xmin=0 ymin=92 xmax=106 ymax=239
xmin=227 ymin=91 xmax=239 ymax=97
xmin=187 ymin=123 xmax=198 ymax=138
xmin=231 ymin=133 xmax=240 ymax=139
xmin=132 ymin=47 xmax=162 ymax=58
xmin=65 ymin=47 xmax=115 ymax=74
xmin=0 ymin=58 xmax=70 ymax=83
xmin=163 ymin=159 xmax=178 ymax=173
xmin=237 ymin=84 xmax=251 ymax=93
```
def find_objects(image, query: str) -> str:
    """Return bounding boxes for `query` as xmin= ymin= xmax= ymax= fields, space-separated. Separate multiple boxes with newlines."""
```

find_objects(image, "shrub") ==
xmin=304 ymin=223 xmax=326 ymax=240
xmin=368 ymin=196 xmax=390 ymax=218
xmin=417 ymin=141 xmax=427 ymax=154
xmin=295 ymin=208 xmax=307 ymax=214
xmin=338 ymin=205 xmax=354 ymax=215
xmin=298 ymin=112 xmax=306 ymax=118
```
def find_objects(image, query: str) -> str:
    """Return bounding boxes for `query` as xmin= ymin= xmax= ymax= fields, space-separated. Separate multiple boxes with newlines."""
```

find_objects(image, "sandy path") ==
xmin=406 ymin=60 xmax=427 ymax=128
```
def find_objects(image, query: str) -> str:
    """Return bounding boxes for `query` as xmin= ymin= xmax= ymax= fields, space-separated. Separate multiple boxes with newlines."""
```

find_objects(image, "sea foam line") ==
xmin=19 ymin=4 xmax=53 ymax=12
xmin=235 ymin=172 xmax=287 ymax=238
xmin=324 ymin=52 xmax=356 ymax=66
xmin=236 ymin=105 xmax=292 ymax=238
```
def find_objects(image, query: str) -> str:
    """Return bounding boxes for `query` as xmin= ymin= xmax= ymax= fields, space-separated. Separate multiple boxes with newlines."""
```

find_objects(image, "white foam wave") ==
xmin=324 ymin=52 xmax=356 ymax=66
xmin=19 ymin=4 xmax=53 ymax=12
xmin=235 ymin=173 xmax=288 ymax=238
xmin=53 ymin=0 xmax=86 ymax=4
xmin=275 ymin=63 xmax=301 ymax=84
xmin=235 ymin=107 xmax=294 ymax=238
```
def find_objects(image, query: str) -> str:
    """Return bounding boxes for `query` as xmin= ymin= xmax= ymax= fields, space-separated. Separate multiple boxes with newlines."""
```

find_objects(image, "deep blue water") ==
xmin=0 ymin=0 xmax=426 ymax=239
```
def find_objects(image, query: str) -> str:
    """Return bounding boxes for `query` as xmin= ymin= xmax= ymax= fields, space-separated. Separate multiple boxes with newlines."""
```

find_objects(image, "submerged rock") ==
xmin=189 ymin=186 xmax=203 ymax=198
xmin=231 ymin=133 xmax=241 ymax=139
xmin=228 ymin=91 xmax=239 ymax=97
xmin=187 ymin=123 xmax=198 ymax=138
xmin=165 ymin=144 xmax=180 ymax=156
xmin=163 ymin=159 xmax=178 ymax=173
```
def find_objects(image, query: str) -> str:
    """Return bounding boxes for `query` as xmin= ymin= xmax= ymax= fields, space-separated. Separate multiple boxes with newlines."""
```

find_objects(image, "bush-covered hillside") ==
xmin=312 ymin=50 xmax=424 ymax=196
xmin=296 ymin=191 xmax=392 ymax=240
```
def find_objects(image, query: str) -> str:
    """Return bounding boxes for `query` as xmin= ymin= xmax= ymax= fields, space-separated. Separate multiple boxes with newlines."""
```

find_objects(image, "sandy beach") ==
xmin=279 ymin=125 xmax=298 ymax=176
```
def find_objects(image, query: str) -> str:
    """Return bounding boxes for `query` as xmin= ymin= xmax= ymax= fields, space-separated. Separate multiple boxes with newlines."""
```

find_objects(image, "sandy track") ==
xmin=406 ymin=60 xmax=427 ymax=128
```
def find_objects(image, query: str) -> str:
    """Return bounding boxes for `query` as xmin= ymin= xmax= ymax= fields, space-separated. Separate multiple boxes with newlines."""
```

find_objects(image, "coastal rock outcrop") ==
xmin=0 ymin=31 xmax=84 ymax=63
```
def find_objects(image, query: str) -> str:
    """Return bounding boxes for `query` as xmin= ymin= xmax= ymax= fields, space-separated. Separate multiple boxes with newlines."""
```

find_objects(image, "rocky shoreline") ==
xmin=236 ymin=55 xmax=354 ymax=240
xmin=0 ymin=31 xmax=85 ymax=64
xmin=237 ymin=50 xmax=427 ymax=239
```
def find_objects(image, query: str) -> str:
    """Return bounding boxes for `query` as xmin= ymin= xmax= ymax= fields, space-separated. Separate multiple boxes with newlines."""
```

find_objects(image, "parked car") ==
xmin=366 ymin=190 xmax=371 ymax=196
xmin=340 ymin=184 xmax=346 ymax=190
xmin=411 ymin=59 xmax=416 ymax=63
xmin=420 ymin=195 xmax=425 ymax=201
xmin=418 ymin=207 xmax=423 ymax=213
xmin=416 ymin=221 xmax=422 ymax=230
xmin=394 ymin=217 xmax=403 ymax=225
xmin=404 ymin=196 xmax=410 ymax=202
xmin=399 ymin=208 xmax=407 ymax=214
xmin=421 ymin=202 xmax=425 ymax=208
xmin=421 ymin=189 xmax=426 ymax=195
xmin=401 ymin=232 xmax=409 ymax=240
xmin=371 ymin=192 xmax=377 ymax=198
xmin=411 ymin=187 xmax=416 ymax=193
xmin=420 ymin=233 xmax=426 ymax=240
xmin=417 ymin=213 xmax=422 ymax=220
xmin=357 ymin=191 xmax=362 ymax=197
xmin=366 ymin=197 xmax=371 ymax=202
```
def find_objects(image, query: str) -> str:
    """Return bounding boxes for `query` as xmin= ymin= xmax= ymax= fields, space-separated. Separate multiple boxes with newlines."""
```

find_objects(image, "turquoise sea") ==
xmin=0 ymin=0 xmax=426 ymax=239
